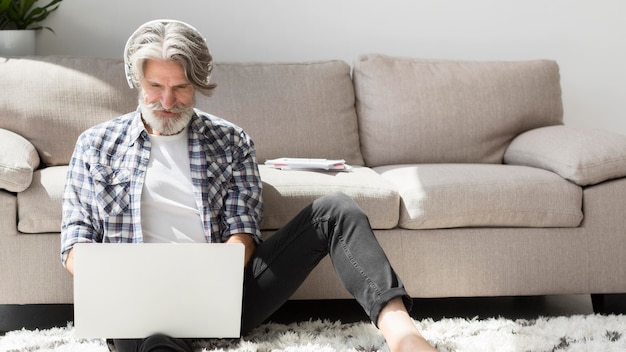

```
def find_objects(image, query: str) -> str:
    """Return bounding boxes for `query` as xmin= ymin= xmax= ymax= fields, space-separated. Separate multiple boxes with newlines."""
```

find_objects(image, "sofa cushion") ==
xmin=0 ymin=56 xmax=138 ymax=167
xmin=375 ymin=164 xmax=583 ymax=229
xmin=0 ymin=129 xmax=40 ymax=192
xmin=504 ymin=125 xmax=626 ymax=186
xmin=17 ymin=166 xmax=67 ymax=233
xmin=259 ymin=165 xmax=399 ymax=230
xmin=196 ymin=61 xmax=364 ymax=166
xmin=353 ymin=54 xmax=564 ymax=167
xmin=16 ymin=165 xmax=399 ymax=234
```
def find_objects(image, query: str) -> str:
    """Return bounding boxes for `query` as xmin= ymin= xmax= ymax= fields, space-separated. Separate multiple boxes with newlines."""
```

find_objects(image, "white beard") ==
xmin=139 ymin=97 xmax=195 ymax=136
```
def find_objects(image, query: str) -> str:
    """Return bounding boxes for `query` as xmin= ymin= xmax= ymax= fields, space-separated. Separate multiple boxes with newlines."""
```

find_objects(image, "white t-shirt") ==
xmin=141 ymin=127 xmax=206 ymax=243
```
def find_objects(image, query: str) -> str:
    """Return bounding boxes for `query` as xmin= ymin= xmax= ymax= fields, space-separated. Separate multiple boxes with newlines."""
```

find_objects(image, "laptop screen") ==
xmin=73 ymin=243 xmax=244 ymax=339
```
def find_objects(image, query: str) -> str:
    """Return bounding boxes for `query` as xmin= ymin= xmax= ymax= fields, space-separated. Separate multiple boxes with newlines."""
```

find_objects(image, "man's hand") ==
xmin=64 ymin=248 xmax=75 ymax=276
xmin=225 ymin=233 xmax=257 ymax=265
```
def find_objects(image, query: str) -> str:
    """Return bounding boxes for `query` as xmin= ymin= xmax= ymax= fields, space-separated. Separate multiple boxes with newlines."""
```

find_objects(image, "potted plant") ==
xmin=0 ymin=0 xmax=63 ymax=56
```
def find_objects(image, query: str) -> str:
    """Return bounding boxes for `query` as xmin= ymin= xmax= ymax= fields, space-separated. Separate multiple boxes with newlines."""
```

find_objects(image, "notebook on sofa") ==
xmin=72 ymin=243 xmax=244 ymax=339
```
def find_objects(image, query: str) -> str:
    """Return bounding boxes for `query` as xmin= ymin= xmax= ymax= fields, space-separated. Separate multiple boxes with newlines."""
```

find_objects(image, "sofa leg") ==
xmin=591 ymin=294 xmax=606 ymax=314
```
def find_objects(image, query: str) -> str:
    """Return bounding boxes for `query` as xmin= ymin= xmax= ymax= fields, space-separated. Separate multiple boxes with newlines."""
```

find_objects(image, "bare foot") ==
xmin=377 ymin=297 xmax=438 ymax=352
xmin=393 ymin=334 xmax=438 ymax=352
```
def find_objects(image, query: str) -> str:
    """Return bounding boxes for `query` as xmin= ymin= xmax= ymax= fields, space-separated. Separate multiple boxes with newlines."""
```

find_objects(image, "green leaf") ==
xmin=0 ymin=0 xmax=12 ymax=30
xmin=0 ymin=0 xmax=12 ymax=12
xmin=2 ymin=0 xmax=63 ymax=31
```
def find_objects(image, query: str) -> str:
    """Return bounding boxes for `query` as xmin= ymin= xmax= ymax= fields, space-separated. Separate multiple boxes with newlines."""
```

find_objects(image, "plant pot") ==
xmin=0 ymin=30 xmax=36 ymax=56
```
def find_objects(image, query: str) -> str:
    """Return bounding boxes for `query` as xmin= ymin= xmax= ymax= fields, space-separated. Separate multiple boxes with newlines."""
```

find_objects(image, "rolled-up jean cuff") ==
xmin=369 ymin=289 xmax=413 ymax=327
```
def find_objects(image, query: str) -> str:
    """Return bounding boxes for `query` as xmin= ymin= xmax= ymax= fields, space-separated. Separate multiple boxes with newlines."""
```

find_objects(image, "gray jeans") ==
xmin=241 ymin=192 xmax=411 ymax=334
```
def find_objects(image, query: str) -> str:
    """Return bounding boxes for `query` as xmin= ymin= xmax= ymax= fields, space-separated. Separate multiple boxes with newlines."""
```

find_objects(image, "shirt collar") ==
xmin=128 ymin=108 xmax=147 ymax=145
xmin=188 ymin=109 xmax=206 ymax=136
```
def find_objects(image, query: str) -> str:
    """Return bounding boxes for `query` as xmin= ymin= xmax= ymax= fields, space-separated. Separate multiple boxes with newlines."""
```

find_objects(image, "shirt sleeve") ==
xmin=221 ymin=129 xmax=264 ymax=244
xmin=60 ymin=134 xmax=101 ymax=266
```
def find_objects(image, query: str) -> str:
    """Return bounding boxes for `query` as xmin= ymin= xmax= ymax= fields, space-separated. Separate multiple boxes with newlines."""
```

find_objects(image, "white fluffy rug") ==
xmin=1 ymin=314 xmax=625 ymax=352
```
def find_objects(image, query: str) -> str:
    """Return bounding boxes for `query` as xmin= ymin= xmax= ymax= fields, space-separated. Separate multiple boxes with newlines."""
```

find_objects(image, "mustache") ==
xmin=144 ymin=101 xmax=193 ymax=114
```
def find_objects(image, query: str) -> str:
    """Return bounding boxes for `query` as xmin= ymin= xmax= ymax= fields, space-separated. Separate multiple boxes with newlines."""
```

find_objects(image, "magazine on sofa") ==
xmin=265 ymin=158 xmax=352 ymax=171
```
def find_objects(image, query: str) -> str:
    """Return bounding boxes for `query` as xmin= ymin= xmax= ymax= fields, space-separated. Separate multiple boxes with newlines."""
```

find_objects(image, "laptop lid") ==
xmin=73 ymin=243 xmax=244 ymax=339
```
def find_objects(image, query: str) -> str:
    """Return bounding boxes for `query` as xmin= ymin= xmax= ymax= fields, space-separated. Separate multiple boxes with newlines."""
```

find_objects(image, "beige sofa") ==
xmin=2 ymin=55 xmax=626 ymax=313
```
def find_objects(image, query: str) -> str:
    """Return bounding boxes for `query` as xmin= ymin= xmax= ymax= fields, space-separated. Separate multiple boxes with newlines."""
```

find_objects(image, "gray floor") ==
xmin=1 ymin=294 xmax=624 ymax=334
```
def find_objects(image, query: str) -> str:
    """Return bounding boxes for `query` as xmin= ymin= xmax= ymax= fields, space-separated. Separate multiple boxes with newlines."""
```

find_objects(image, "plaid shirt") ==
xmin=61 ymin=109 xmax=263 ymax=264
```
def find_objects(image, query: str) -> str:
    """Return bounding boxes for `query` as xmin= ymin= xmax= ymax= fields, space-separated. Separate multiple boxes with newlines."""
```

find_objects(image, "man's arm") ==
xmin=225 ymin=233 xmax=257 ymax=265
xmin=219 ymin=126 xmax=263 ymax=247
xmin=60 ymin=131 xmax=102 ymax=274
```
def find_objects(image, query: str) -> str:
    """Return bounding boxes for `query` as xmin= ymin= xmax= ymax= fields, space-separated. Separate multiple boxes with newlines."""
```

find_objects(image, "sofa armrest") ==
xmin=0 ymin=128 xmax=41 ymax=192
xmin=504 ymin=125 xmax=626 ymax=186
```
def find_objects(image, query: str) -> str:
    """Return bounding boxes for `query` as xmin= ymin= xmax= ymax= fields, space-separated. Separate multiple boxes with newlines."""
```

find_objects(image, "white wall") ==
xmin=37 ymin=0 xmax=626 ymax=134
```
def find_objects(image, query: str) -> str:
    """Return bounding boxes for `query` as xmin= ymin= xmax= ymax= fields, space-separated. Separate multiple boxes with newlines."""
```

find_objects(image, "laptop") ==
xmin=72 ymin=243 xmax=245 ymax=339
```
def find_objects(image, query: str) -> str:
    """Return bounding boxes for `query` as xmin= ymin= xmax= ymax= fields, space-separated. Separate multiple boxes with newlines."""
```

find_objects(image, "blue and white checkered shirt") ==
xmin=60 ymin=109 xmax=263 ymax=264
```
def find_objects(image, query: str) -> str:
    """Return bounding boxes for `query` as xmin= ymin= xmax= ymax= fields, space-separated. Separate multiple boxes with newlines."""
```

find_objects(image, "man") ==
xmin=61 ymin=20 xmax=437 ymax=352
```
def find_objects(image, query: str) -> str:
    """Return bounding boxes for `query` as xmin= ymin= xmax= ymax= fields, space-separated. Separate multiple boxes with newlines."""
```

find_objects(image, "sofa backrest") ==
xmin=0 ymin=56 xmax=137 ymax=166
xmin=197 ymin=61 xmax=364 ymax=165
xmin=353 ymin=54 xmax=564 ymax=167
xmin=0 ymin=57 xmax=364 ymax=167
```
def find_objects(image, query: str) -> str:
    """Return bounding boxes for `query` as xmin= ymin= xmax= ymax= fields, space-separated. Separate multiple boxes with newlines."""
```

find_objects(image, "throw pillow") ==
xmin=0 ymin=128 xmax=40 ymax=192
xmin=504 ymin=125 xmax=626 ymax=186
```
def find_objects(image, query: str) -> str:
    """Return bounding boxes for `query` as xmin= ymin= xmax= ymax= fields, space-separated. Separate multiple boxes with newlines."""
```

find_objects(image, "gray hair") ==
xmin=125 ymin=20 xmax=216 ymax=96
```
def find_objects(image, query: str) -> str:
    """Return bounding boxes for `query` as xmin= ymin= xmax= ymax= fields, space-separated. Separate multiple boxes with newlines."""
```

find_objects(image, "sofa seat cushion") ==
xmin=259 ymin=165 xmax=399 ymax=230
xmin=17 ymin=166 xmax=67 ymax=233
xmin=375 ymin=164 xmax=583 ymax=230
xmin=16 ymin=165 xmax=400 ymax=234
xmin=353 ymin=54 xmax=564 ymax=167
